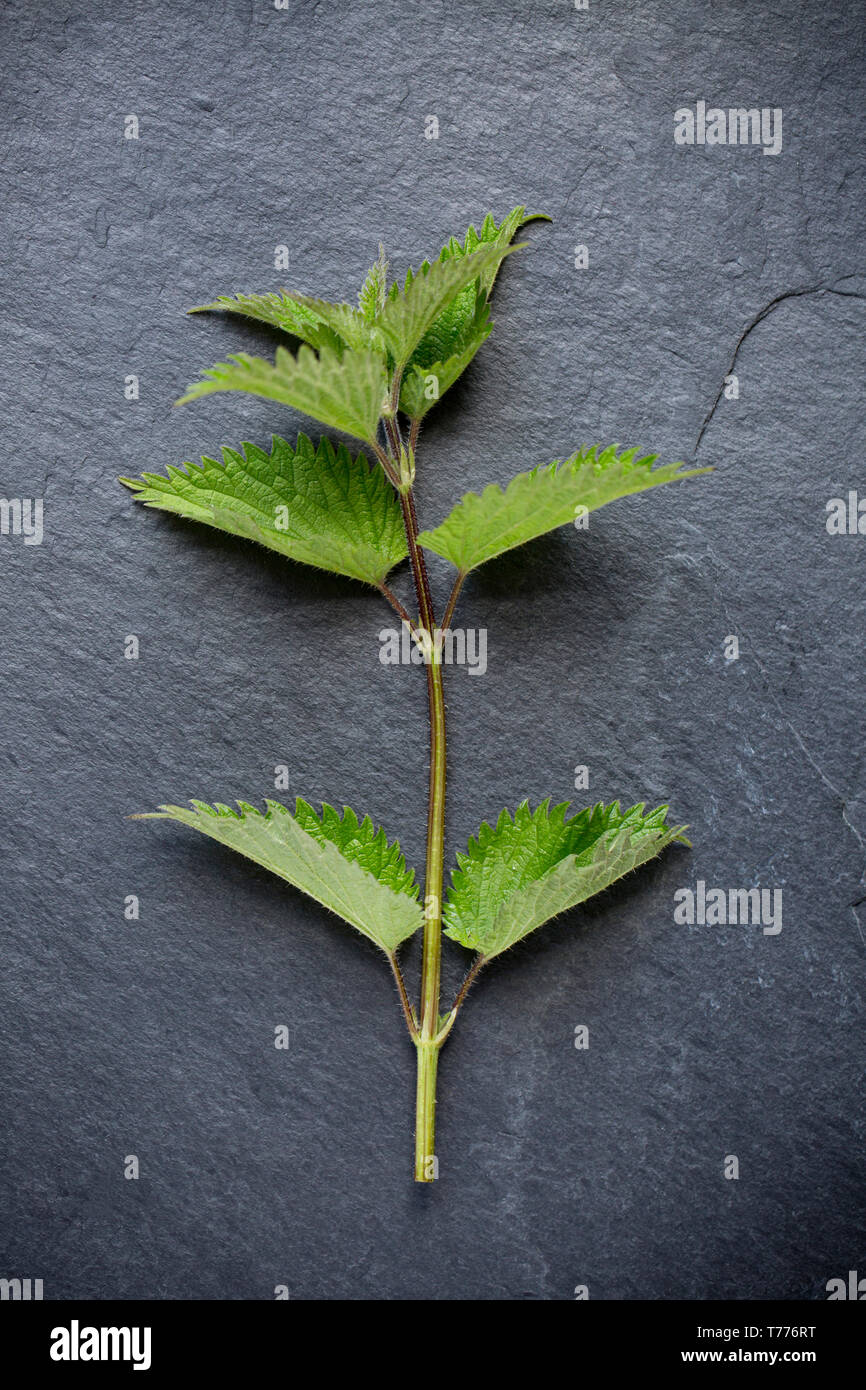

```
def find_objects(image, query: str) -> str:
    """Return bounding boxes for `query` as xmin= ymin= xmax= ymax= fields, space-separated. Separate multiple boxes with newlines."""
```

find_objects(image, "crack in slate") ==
xmin=694 ymin=274 xmax=866 ymax=457
xmin=690 ymin=277 xmax=866 ymax=945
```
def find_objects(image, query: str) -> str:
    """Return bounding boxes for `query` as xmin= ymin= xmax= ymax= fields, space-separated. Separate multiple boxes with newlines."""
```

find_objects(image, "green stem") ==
xmin=414 ymin=1041 xmax=440 ymax=1182
xmin=397 ymin=484 xmax=448 ymax=1182
xmin=419 ymin=648 xmax=447 ymax=1030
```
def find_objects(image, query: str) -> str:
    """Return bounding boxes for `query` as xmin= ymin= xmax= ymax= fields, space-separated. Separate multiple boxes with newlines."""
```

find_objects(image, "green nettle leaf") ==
xmin=176 ymin=344 xmax=388 ymax=445
xmin=272 ymin=295 xmax=386 ymax=354
xmin=397 ymin=207 xmax=549 ymax=419
xmin=378 ymin=240 xmax=524 ymax=369
xmin=357 ymin=243 xmax=388 ymax=322
xmin=431 ymin=207 xmax=549 ymax=296
xmin=188 ymin=291 xmax=347 ymax=354
xmin=120 ymin=433 xmax=408 ymax=587
xmin=292 ymin=799 xmax=418 ymax=897
xmin=138 ymin=799 xmax=423 ymax=955
xmin=406 ymin=279 xmax=488 ymax=374
xmin=191 ymin=289 xmax=386 ymax=354
xmin=418 ymin=445 xmax=711 ymax=574
xmin=399 ymin=292 xmax=493 ymax=420
xmin=444 ymin=801 xmax=689 ymax=960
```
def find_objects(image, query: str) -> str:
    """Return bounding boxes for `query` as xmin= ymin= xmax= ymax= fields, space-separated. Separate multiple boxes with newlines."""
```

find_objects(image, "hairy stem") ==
xmin=383 ymin=413 xmax=404 ymax=463
xmin=372 ymin=440 xmax=401 ymax=489
xmin=377 ymin=581 xmax=414 ymax=628
xmin=420 ymin=650 xmax=447 ymax=1038
xmin=397 ymin=481 xmax=448 ymax=1183
xmin=450 ymin=953 xmax=486 ymax=1017
xmin=434 ymin=954 xmax=486 ymax=1045
xmin=413 ymin=1041 xmax=439 ymax=1182
xmin=389 ymin=366 xmax=405 ymax=420
xmin=400 ymin=489 xmax=436 ymax=637
xmin=387 ymin=951 xmax=418 ymax=1041
xmin=441 ymin=570 xmax=467 ymax=633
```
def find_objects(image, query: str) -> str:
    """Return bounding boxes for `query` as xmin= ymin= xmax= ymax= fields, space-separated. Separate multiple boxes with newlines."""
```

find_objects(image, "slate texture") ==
xmin=0 ymin=0 xmax=864 ymax=1300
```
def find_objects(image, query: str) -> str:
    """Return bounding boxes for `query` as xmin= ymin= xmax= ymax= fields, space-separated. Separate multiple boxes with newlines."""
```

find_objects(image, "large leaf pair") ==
xmin=122 ymin=432 xmax=707 ymax=592
xmin=139 ymin=796 xmax=688 ymax=964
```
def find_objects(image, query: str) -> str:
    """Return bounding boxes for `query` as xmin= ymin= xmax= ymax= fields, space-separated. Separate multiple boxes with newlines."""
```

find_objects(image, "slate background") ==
xmin=1 ymin=0 xmax=864 ymax=1301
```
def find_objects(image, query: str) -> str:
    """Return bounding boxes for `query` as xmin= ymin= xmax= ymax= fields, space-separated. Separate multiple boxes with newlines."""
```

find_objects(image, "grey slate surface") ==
xmin=1 ymin=0 xmax=864 ymax=1300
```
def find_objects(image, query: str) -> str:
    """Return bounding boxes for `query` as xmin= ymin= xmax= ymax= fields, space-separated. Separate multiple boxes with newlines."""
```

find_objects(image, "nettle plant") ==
xmin=122 ymin=207 xmax=708 ymax=1182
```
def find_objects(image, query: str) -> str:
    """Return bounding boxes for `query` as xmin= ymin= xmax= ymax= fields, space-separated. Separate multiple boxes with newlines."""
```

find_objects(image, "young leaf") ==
xmin=418 ymin=445 xmax=711 ymax=574
xmin=398 ymin=292 xmax=493 ymax=420
xmin=273 ymin=295 xmax=386 ymax=354
xmin=397 ymin=207 xmax=549 ymax=418
xmin=188 ymin=291 xmax=347 ymax=354
xmin=378 ymin=240 xmax=524 ymax=369
xmin=430 ymin=207 xmax=549 ymax=296
xmin=358 ymin=243 xmax=388 ymax=322
xmin=120 ymin=433 xmax=408 ymax=587
xmin=444 ymin=801 xmax=689 ymax=960
xmin=176 ymin=344 xmax=387 ymax=445
xmin=137 ymin=799 xmax=423 ymax=955
xmin=190 ymin=291 xmax=386 ymax=355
